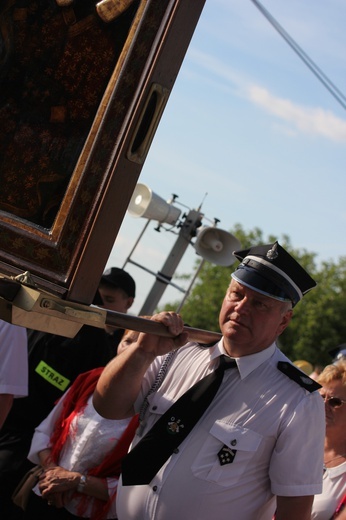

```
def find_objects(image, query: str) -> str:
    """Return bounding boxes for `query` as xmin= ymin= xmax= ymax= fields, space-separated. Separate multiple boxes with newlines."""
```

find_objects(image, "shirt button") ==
xmin=231 ymin=439 xmax=237 ymax=446
xmin=152 ymin=406 xmax=157 ymax=410
xmin=153 ymin=486 xmax=158 ymax=492
xmin=173 ymin=448 xmax=179 ymax=454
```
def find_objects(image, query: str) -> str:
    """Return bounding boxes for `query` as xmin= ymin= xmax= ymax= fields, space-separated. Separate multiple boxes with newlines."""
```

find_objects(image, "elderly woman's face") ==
xmin=319 ymin=379 xmax=346 ymax=430
xmin=117 ymin=330 xmax=140 ymax=355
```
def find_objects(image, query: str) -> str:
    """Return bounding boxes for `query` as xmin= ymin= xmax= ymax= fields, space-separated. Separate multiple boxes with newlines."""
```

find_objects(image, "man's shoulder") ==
xmin=277 ymin=360 xmax=321 ymax=392
xmin=174 ymin=342 xmax=210 ymax=359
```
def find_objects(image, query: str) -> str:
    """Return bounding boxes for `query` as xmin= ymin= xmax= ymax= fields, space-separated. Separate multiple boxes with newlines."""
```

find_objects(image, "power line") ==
xmin=250 ymin=0 xmax=346 ymax=110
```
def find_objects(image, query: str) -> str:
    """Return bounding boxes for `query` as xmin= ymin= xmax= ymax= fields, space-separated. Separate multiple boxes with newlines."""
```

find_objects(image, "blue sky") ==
xmin=107 ymin=0 xmax=346 ymax=314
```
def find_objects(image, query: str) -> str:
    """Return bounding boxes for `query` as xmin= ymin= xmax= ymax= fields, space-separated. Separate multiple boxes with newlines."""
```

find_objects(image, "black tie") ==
xmin=121 ymin=355 xmax=236 ymax=485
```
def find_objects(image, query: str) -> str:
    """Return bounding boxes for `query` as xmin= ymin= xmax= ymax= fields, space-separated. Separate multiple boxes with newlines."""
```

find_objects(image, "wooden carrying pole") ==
xmin=0 ymin=276 xmax=222 ymax=344
xmin=104 ymin=311 xmax=222 ymax=344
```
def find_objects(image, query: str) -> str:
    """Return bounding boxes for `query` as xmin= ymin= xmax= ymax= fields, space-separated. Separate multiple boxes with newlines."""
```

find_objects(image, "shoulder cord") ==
xmin=137 ymin=342 xmax=215 ymax=434
xmin=137 ymin=350 xmax=177 ymax=435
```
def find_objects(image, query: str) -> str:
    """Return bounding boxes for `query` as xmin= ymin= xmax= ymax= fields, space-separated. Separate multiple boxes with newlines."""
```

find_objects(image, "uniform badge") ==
xmin=266 ymin=242 xmax=279 ymax=260
xmin=217 ymin=445 xmax=237 ymax=465
xmin=167 ymin=416 xmax=184 ymax=435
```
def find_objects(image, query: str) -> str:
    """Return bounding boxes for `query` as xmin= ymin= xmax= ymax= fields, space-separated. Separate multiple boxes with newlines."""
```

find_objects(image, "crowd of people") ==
xmin=0 ymin=267 xmax=136 ymax=519
xmin=0 ymin=244 xmax=345 ymax=519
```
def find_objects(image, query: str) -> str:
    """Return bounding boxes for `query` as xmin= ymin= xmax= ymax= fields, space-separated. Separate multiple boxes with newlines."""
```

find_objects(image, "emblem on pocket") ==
xmin=217 ymin=445 xmax=237 ymax=465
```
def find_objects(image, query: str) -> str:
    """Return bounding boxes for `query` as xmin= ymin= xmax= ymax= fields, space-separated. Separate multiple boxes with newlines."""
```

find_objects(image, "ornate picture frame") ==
xmin=0 ymin=0 xmax=205 ymax=304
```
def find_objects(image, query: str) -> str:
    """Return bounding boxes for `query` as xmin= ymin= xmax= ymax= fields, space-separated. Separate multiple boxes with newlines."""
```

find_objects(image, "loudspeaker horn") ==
xmin=128 ymin=183 xmax=181 ymax=225
xmin=194 ymin=226 xmax=241 ymax=266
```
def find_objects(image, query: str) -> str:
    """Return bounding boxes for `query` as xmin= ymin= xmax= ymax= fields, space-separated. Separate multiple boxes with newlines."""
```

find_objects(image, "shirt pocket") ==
xmin=191 ymin=420 xmax=262 ymax=487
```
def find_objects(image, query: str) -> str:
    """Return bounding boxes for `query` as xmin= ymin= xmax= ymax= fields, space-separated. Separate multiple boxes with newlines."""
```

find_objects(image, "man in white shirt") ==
xmin=0 ymin=320 xmax=28 ymax=429
xmin=94 ymin=242 xmax=325 ymax=520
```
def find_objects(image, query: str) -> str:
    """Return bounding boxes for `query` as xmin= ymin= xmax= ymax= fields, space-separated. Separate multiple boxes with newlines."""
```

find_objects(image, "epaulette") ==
xmin=277 ymin=361 xmax=321 ymax=392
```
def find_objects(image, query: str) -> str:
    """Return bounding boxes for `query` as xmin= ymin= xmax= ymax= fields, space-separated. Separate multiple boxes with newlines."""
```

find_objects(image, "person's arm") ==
xmin=93 ymin=312 xmax=188 ymax=420
xmin=28 ymin=389 xmax=71 ymax=465
xmin=0 ymin=393 xmax=13 ymax=429
xmin=275 ymin=495 xmax=314 ymax=520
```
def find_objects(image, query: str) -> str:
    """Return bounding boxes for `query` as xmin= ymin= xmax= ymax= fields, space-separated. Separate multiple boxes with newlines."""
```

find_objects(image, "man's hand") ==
xmin=136 ymin=312 xmax=189 ymax=358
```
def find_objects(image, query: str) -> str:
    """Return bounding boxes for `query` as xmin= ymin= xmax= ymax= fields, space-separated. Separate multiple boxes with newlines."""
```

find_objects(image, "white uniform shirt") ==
xmin=311 ymin=462 xmax=346 ymax=520
xmin=116 ymin=341 xmax=325 ymax=520
xmin=29 ymin=391 xmax=132 ymax=518
xmin=0 ymin=320 xmax=28 ymax=397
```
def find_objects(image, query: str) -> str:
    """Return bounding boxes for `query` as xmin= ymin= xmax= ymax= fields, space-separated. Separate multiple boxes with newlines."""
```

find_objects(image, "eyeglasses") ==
xmin=320 ymin=395 xmax=346 ymax=408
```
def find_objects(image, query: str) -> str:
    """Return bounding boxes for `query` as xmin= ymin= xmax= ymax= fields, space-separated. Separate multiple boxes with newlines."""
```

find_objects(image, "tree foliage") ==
xmin=160 ymin=223 xmax=346 ymax=366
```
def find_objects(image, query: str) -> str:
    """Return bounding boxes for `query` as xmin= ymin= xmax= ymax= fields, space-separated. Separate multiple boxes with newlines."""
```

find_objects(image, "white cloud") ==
xmin=247 ymin=85 xmax=346 ymax=142
xmin=187 ymin=49 xmax=346 ymax=143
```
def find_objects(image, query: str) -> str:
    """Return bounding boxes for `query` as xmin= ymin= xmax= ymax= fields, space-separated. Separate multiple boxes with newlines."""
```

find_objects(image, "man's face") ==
xmin=98 ymin=284 xmax=133 ymax=314
xmin=219 ymin=279 xmax=292 ymax=357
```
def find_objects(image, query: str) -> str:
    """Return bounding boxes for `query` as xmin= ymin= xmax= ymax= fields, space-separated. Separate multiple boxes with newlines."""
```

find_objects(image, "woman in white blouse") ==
xmin=311 ymin=360 xmax=346 ymax=520
xmin=22 ymin=329 xmax=140 ymax=520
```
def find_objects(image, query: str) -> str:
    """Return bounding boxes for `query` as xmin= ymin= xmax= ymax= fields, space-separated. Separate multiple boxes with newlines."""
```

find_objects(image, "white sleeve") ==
xmin=0 ymin=320 xmax=28 ymax=397
xmin=27 ymin=389 xmax=71 ymax=464
xmin=270 ymin=391 xmax=325 ymax=496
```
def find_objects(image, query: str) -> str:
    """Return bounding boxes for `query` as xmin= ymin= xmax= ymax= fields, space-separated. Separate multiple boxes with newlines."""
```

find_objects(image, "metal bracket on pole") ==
xmin=0 ymin=275 xmax=106 ymax=337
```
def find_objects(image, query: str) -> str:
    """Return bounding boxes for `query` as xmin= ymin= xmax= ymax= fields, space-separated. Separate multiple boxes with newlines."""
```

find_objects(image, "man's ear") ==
xmin=277 ymin=309 xmax=293 ymax=336
xmin=126 ymin=297 xmax=134 ymax=310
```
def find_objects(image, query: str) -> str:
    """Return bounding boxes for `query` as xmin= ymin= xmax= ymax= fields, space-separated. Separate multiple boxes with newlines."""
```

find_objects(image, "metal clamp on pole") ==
xmin=0 ymin=275 xmax=106 ymax=337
